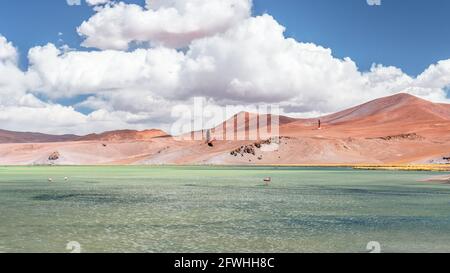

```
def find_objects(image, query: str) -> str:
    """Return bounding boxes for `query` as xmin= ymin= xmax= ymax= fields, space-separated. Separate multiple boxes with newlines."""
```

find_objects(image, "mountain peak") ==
xmin=388 ymin=92 xmax=417 ymax=99
xmin=378 ymin=92 xmax=425 ymax=103
xmin=321 ymin=92 xmax=449 ymax=125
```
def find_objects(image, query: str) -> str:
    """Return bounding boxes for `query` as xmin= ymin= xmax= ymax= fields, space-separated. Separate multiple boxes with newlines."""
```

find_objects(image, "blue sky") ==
xmin=1 ymin=0 xmax=450 ymax=134
xmin=1 ymin=0 xmax=450 ymax=75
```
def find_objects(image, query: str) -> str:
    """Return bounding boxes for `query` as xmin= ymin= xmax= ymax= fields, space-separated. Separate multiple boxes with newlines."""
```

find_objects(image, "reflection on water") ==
xmin=0 ymin=166 xmax=449 ymax=253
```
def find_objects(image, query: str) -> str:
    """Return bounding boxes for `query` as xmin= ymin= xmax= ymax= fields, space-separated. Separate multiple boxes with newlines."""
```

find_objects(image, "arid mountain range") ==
xmin=1 ymin=93 xmax=450 ymax=165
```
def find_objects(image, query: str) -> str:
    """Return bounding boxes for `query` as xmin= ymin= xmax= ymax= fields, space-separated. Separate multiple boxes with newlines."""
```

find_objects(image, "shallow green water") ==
xmin=0 ymin=166 xmax=449 ymax=253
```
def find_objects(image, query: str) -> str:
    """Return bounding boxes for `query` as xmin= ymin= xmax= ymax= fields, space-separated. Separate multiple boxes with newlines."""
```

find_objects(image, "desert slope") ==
xmin=79 ymin=129 xmax=169 ymax=141
xmin=1 ymin=93 xmax=450 ymax=165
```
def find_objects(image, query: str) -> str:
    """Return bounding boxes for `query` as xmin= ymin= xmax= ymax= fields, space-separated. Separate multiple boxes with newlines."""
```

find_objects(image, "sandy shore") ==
xmin=352 ymin=164 xmax=450 ymax=172
xmin=256 ymin=164 xmax=450 ymax=172
xmin=419 ymin=175 xmax=450 ymax=183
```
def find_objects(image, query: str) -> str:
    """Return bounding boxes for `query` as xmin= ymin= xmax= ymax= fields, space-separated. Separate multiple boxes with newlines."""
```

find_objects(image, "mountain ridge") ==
xmin=1 ymin=92 xmax=450 ymax=166
xmin=1 ymin=93 xmax=449 ymax=143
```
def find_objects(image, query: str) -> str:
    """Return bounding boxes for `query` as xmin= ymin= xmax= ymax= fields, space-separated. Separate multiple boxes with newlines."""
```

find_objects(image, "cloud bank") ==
xmin=1 ymin=0 xmax=450 ymax=134
xmin=78 ymin=0 xmax=252 ymax=49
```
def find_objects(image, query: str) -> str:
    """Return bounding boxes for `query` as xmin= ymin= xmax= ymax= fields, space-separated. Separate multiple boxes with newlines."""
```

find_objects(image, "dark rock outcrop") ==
xmin=48 ymin=151 xmax=60 ymax=161
xmin=230 ymin=137 xmax=289 ymax=157
xmin=369 ymin=133 xmax=424 ymax=141
xmin=231 ymin=145 xmax=256 ymax=157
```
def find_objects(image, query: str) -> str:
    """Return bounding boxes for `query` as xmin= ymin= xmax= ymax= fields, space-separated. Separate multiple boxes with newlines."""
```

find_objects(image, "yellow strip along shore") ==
xmin=259 ymin=164 xmax=450 ymax=172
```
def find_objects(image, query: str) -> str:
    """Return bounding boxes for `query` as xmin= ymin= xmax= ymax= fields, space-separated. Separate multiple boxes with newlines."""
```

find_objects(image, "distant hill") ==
xmin=78 ymin=129 xmax=170 ymax=141
xmin=0 ymin=129 xmax=169 ymax=144
xmin=0 ymin=129 xmax=79 ymax=144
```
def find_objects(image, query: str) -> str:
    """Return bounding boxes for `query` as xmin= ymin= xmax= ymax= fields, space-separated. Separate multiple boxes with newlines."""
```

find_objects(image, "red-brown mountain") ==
xmin=1 ymin=93 xmax=450 ymax=165
xmin=78 ymin=129 xmax=169 ymax=141
xmin=0 ymin=129 xmax=79 ymax=144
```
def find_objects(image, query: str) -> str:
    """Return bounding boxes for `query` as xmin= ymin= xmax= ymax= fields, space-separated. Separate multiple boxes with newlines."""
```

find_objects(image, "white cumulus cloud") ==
xmin=31 ymin=14 xmax=450 ymax=115
xmin=1 ymin=0 xmax=450 ymax=134
xmin=86 ymin=0 xmax=110 ymax=6
xmin=77 ymin=0 xmax=252 ymax=50
xmin=0 ymin=35 xmax=18 ymax=63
